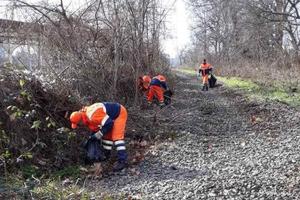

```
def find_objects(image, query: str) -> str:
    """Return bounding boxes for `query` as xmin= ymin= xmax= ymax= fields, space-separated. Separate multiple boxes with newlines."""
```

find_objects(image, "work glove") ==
xmin=91 ymin=130 xmax=103 ymax=140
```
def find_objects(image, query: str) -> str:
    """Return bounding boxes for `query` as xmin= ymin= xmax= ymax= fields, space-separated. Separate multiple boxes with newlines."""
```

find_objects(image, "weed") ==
xmin=52 ymin=166 xmax=82 ymax=179
xmin=31 ymin=179 xmax=91 ymax=199
xmin=21 ymin=164 xmax=42 ymax=179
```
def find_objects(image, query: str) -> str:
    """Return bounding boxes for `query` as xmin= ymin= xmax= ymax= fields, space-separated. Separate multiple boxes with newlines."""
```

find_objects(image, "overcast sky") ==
xmin=163 ymin=0 xmax=191 ymax=58
xmin=0 ymin=0 xmax=191 ymax=58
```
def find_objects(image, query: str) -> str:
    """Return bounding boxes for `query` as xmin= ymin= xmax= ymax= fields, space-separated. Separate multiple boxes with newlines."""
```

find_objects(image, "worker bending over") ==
xmin=147 ymin=74 xmax=167 ymax=107
xmin=70 ymin=102 xmax=128 ymax=173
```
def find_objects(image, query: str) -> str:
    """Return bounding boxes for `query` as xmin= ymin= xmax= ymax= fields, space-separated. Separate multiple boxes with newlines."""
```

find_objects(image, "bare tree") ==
xmin=4 ymin=0 xmax=171 ymax=103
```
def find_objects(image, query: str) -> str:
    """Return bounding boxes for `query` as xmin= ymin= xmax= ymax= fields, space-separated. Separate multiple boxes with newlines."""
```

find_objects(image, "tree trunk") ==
xmin=113 ymin=29 xmax=120 ymax=100
xmin=275 ymin=0 xmax=284 ymax=48
xmin=112 ymin=0 xmax=120 ymax=100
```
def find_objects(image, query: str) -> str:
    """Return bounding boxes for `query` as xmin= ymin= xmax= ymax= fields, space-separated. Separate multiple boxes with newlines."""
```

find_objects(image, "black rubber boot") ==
xmin=113 ymin=149 xmax=128 ymax=172
xmin=103 ymin=149 xmax=111 ymax=161
xmin=205 ymin=84 xmax=209 ymax=91
xmin=113 ymin=160 xmax=128 ymax=172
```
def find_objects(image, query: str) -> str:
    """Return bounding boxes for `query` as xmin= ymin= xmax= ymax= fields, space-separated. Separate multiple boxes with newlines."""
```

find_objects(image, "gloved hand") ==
xmin=91 ymin=130 xmax=103 ymax=140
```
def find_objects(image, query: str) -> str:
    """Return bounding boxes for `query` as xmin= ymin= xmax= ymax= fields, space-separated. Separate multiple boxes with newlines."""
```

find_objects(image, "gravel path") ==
xmin=88 ymin=73 xmax=300 ymax=199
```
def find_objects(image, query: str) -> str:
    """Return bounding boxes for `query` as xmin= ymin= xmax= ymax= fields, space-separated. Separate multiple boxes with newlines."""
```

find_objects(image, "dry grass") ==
xmin=218 ymin=59 xmax=300 ymax=90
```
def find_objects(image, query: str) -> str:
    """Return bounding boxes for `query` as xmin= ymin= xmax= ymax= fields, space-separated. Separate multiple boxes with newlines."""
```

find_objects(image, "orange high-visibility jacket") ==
xmin=150 ymin=75 xmax=167 ymax=90
xmin=200 ymin=63 xmax=212 ymax=76
xmin=81 ymin=103 xmax=121 ymax=134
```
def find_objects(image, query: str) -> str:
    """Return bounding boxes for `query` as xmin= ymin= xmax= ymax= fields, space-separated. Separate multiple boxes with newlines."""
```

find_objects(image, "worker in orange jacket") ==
xmin=147 ymin=74 xmax=167 ymax=107
xmin=199 ymin=59 xmax=212 ymax=91
xmin=70 ymin=102 xmax=128 ymax=172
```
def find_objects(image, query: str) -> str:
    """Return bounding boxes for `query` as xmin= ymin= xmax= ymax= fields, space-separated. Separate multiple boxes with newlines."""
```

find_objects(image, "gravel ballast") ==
xmin=88 ymin=73 xmax=300 ymax=199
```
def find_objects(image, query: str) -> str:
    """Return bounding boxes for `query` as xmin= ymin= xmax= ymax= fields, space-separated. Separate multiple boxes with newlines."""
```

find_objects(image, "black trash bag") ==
xmin=164 ymin=89 xmax=173 ymax=105
xmin=209 ymin=74 xmax=217 ymax=88
xmin=83 ymin=137 xmax=106 ymax=165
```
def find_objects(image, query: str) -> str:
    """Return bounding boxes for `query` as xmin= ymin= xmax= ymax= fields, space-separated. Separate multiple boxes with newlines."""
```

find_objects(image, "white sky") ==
xmin=0 ymin=0 xmax=191 ymax=58
xmin=162 ymin=0 xmax=191 ymax=58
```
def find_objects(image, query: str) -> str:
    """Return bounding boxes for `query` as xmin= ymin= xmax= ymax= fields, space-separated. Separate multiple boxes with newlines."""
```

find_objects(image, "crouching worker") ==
xmin=147 ymin=74 xmax=167 ymax=108
xmin=199 ymin=59 xmax=212 ymax=91
xmin=70 ymin=102 xmax=128 ymax=173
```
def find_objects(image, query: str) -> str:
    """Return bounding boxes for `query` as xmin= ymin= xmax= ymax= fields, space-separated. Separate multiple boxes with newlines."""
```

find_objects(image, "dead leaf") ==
xmin=80 ymin=166 xmax=89 ymax=172
xmin=208 ymin=144 xmax=212 ymax=151
xmin=91 ymin=163 xmax=103 ymax=177
xmin=37 ymin=159 xmax=47 ymax=166
xmin=251 ymin=115 xmax=263 ymax=124
xmin=135 ymin=152 xmax=141 ymax=158
xmin=256 ymin=117 xmax=263 ymax=122
xmin=251 ymin=115 xmax=256 ymax=123
xmin=140 ymin=140 xmax=148 ymax=147
xmin=62 ymin=178 xmax=73 ymax=186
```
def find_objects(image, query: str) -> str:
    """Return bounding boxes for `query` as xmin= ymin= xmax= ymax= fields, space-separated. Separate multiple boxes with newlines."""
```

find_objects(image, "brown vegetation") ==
xmin=181 ymin=0 xmax=300 ymax=89
xmin=0 ymin=0 xmax=173 ymax=182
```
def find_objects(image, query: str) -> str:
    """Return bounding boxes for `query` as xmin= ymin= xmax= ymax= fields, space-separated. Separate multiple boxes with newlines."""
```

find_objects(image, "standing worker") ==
xmin=70 ymin=102 xmax=128 ymax=173
xmin=199 ymin=59 xmax=213 ymax=91
xmin=147 ymin=74 xmax=167 ymax=107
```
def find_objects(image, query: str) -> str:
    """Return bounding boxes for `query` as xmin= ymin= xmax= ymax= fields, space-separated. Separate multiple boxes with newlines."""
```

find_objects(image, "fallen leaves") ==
xmin=91 ymin=163 xmax=103 ymax=177
xmin=130 ymin=140 xmax=149 ymax=148
xmin=131 ymin=152 xmax=145 ymax=164
xmin=251 ymin=115 xmax=263 ymax=124
xmin=140 ymin=140 xmax=148 ymax=147
xmin=80 ymin=164 xmax=103 ymax=179
xmin=79 ymin=166 xmax=89 ymax=173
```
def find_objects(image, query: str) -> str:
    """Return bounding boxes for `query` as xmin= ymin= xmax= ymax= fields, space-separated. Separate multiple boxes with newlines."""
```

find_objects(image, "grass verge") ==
xmin=175 ymin=67 xmax=300 ymax=107
xmin=1 ymin=165 xmax=90 ymax=199
xmin=173 ymin=67 xmax=197 ymax=76
xmin=218 ymin=77 xmax=300 ymax=106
